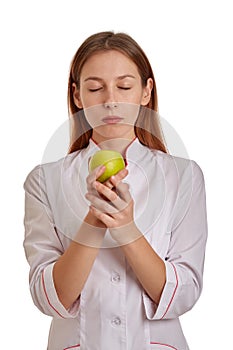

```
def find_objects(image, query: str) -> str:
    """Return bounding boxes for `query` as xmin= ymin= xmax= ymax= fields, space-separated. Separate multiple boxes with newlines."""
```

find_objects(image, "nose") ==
xmin=103 ymin=88 xmax=118 ymax=109
xmin=104 ymin=101 xmax=118 ymax=109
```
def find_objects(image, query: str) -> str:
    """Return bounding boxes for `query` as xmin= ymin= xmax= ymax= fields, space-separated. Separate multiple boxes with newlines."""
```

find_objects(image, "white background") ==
xmin=1 ymin=0 xmax=232 ymax=349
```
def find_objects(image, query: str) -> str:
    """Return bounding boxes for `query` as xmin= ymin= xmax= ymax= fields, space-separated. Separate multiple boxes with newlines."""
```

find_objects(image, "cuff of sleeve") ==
xmin=142 ymin=261 xmax=178 ymax=320
xmin=42 ymin=263 xmax=80 ymax=319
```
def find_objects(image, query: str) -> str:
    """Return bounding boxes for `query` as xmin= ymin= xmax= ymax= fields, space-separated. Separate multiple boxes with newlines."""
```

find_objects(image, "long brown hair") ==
xmin=67 ymin=31 xmax=168 ymax=153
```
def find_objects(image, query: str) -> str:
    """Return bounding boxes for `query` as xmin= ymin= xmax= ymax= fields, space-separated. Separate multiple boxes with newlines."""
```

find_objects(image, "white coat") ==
xmin=23 ymin=138 xmax=208 ymax=350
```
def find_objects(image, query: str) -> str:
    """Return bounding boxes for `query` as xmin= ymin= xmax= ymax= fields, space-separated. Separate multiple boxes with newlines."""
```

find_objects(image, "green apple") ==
xmin=89 ymin=150 xmax=125 ymax=183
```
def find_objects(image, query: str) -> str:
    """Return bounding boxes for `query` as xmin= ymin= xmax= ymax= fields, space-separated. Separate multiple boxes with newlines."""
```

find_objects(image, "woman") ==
xmin=23 ymin=31 xmax=208 ymax=350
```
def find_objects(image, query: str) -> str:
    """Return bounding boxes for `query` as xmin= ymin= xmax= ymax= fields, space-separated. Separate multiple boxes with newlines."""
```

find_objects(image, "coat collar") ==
xmin=83 ymin=137 xmax=150 ymax=165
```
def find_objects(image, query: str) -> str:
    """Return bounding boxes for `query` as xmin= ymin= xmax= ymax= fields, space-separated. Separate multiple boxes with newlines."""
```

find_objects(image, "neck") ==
xmin=92 ymin=134 xmax=136 ymax=156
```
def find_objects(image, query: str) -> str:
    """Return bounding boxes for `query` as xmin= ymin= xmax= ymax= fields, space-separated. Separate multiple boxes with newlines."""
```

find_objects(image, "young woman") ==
xmin=23 ymin=31 xmax=208 ymax=350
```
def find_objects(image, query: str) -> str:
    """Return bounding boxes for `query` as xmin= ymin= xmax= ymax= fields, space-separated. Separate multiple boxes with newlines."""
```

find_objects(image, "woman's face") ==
xmin=73 ymin=50 xmax=153 ymax=142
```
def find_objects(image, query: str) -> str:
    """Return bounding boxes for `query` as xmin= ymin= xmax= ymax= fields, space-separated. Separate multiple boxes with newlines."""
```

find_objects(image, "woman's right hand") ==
xmin=85 ymin=165 xmax=129 ymax=221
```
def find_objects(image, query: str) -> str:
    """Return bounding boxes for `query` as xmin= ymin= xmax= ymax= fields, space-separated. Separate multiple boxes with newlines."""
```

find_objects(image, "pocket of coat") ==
xmin=150 ymin=342 xmax=178 ymax=350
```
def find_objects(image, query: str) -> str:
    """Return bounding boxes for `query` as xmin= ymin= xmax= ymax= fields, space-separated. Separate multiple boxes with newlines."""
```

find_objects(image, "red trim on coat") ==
xmin=122 ymin=136 xmax=137 ymax=166
xmin=160 ymin=262 xmax=179 ymax=319
xmin=63 ymin=345 xmax=80 ymax=349
xmin=41 ymin=269 xmax=65 ymax=318
xmin=150 ymin=342 xmax=178 ymax=349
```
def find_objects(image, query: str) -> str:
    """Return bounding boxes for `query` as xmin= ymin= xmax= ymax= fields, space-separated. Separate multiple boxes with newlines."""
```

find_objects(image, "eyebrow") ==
xmin=84 ymin=74 xmax=136 ymax=82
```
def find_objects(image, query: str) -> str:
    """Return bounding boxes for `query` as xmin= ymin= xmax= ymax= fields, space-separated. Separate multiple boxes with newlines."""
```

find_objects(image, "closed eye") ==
xmin=89 ymin=87 xmax=103 ymax=92
xmin=118 ymin=87 xmax=131 ymax=90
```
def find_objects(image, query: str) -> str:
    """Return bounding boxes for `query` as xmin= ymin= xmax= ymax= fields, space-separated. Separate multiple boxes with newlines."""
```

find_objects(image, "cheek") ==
xmin=120 ymin=103 xmax=140 ymax=123
xmin=80 ymin=95 xmax=96 ymax=109
xmin=83 ymin=104 xmax=106 ymax=128
xmin=79 ymin=87 xmax=101 ymax=109
xmin=123 ymin=90 xmax=143 ymax=104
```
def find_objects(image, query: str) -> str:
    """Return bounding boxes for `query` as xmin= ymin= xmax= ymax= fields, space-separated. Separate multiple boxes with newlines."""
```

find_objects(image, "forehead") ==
xmin=80 ymin=50 xmax=140 ymax=79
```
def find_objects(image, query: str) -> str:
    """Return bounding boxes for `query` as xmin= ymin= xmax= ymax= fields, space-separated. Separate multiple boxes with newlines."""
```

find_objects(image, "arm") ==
xmin=142 ymin=161 xmax=208 ymax=320
xmin=53 ymin=211 xmax=106 ymax=310
xmin=121 ymin=234 xmax=166 ymax=304
xmin=23 ymin=165 xmax=78 ymax=318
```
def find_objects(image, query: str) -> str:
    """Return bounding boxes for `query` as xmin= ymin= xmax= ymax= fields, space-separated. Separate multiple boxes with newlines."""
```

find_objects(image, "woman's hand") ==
xmin=85 ymin=167 xmax=142 ymax=245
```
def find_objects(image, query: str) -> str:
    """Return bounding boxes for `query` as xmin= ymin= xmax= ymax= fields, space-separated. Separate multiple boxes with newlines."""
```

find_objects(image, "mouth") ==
xmin=101 ymin=116 xmax=124 ymax=124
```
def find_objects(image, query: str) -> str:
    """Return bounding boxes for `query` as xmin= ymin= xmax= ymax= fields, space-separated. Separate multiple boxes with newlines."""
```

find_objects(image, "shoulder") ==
xmin=149 ymin=149 xmax=205 ymax=184
xmin=23 ymin=150 xmax=81 ymax=192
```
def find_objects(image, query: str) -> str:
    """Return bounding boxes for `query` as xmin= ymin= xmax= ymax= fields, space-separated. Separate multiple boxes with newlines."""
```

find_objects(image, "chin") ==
xmin=94 ymin=124 xmax=135 ymax=139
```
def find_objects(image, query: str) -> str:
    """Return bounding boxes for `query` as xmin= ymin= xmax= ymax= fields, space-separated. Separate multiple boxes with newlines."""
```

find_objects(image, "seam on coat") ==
xmin=41 ymin=269 xmax=65 ymax=318
xmin=150 ymin=342 xmax=178 ymax=349
xmin=160 ymin=262 xmax=178 ymax=319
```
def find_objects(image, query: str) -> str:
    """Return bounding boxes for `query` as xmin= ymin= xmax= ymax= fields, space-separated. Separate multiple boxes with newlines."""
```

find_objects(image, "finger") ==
xmin=86 ymin=165 xmax=105 ymax=190
xmin=85 ymin=192 xmax=118 ymax=214
xmin=103 ymin=168 xmax=128 ymax=190
xmin=111 ymin=178 xmax=132 ymax=203
xmin=112 ymin=167 xmax=128 ymax=182
xmin=110 ymin=168 xmax=128 ymax=186
xmin=103 ymin=180 xmax=114 ymax=190
xmin=90 ymin=206 xmax=115 ymax=227
xmin=93 ymin=181 xmax=129 ymax=211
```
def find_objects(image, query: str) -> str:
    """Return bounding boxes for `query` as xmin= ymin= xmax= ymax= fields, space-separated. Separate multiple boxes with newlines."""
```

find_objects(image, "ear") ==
xmin=72 ymin=83 xmax=83 ymax=109
xmin=141 ymin=78 xmax=153 ymax=106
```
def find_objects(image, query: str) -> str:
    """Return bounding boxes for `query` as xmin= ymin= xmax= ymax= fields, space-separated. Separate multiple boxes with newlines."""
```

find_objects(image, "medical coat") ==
xmin=23 ymin=138 xmax=208 ymax=350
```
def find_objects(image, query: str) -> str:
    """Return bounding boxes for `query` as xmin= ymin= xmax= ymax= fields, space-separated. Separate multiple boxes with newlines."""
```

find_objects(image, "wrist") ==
xmin=73 ymin=210 xmax=107 ymax=248
xmin=110 ymin=222 xmax=143 ymax=246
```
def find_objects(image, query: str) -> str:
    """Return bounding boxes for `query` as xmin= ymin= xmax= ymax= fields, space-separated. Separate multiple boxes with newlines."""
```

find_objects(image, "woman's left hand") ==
xmin=85 ymin=171 xmax=142 ymax=245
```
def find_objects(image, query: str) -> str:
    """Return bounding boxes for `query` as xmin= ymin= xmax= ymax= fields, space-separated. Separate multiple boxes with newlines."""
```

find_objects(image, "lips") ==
xmin=102 ymin=116 xmax=123 ymax=124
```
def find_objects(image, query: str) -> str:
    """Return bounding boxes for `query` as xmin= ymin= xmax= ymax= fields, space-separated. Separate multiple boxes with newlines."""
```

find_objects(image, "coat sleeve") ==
xmin=143 ymin=160 xmax=208 ymax=320
xmin=23 ymin=165 xmax=80 ymax=319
